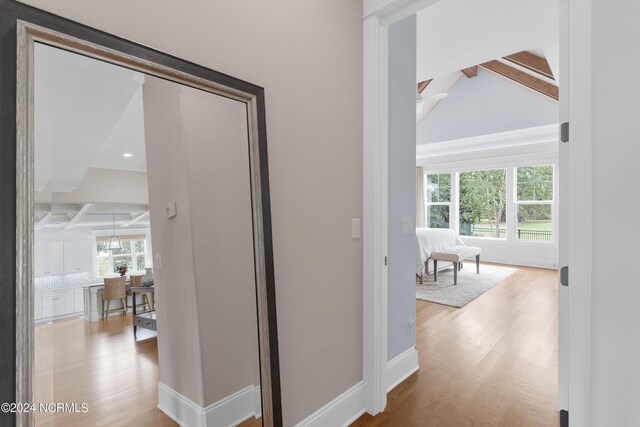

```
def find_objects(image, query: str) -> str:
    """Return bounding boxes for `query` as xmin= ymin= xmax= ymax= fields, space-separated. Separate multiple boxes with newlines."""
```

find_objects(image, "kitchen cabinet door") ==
xmin=74 ymin=287 xmax=84 ymax=313
xmin=41 ymin=291 xmax=54 ymax=319
xmin=48 ymin=241 xmax=65 ymax=276
xmin=34 ymin=293 xmax=42 ymax=320
xmin=77 ymin=240 xmax=94 ymax=273
xmin=63 ymin=240 xmax=79 ymax=274
xmin=34 ymin=242 xmax=47 ymax=277
xmin=53 ymin=290 xmax=74 ymax=317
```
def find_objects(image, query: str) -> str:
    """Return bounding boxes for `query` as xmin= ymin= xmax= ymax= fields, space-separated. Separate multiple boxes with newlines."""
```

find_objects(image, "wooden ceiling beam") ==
xmin=417 ymin=79 xmax=432 ymax=94
xmin=504 ymin=51 xmax=555 ymax=80
xmin=460 ymin=66 xmax=478 ymax=78
xmin=480 ymin=60 xmax=559 ymax=101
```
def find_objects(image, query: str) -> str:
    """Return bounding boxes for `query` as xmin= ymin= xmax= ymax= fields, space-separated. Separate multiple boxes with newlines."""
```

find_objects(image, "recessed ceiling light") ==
xmin=123 ymin=153 xmax=133 ymax=158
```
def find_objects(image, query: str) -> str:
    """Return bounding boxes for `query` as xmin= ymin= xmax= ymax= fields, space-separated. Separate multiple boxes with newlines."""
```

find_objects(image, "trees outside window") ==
xmin=425 ymin=173 xmax=451 ymax=229
xmin=459 ymin=169 xmax=507 ymax=238
xmin=515 ymin=165 xmax=554 ymax=241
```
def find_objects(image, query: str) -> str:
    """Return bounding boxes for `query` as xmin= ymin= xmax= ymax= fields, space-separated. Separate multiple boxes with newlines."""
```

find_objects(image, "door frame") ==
xmin=362 ymin=0 xmax=592 ymax=422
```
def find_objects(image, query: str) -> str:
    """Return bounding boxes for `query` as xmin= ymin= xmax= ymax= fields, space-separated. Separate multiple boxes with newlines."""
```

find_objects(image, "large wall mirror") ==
xmin=1 ymin=2 xmax=281 ymax=426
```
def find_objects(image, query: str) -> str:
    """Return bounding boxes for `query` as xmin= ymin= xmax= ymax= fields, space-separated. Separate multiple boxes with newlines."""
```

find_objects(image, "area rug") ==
xmin=416 ymin=263 xmax=517 ymax=308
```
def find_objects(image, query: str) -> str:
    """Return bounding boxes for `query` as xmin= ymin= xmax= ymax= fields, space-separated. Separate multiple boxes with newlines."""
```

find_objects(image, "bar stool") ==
xmin=102 ymin=276 xmax=127 ymax=318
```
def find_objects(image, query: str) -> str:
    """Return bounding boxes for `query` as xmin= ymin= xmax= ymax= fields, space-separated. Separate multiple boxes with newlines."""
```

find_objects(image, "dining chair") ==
xmin=102 ymin=277 xmax=127 ymax=318
xmin=129 ymin=274 xmax=151 ymax=311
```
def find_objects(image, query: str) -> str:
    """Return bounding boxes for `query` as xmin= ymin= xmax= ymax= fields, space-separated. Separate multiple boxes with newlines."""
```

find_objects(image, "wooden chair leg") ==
xmin=121 ymin=298 xmax=127 ymax=315
xmin=434 ymin=260 xmax=438 ymax=281
xmin=425 ymin=259 xmax=429 ymax=276
xmin=460 ymin=261 xmax=464 ymax=270
xmin=453 ymin=262 xmax=458 ymax=285
xmin=476 ymin=255 xmax=480 ymax=274
xmin=105 ymin=300 xmax=110 ymax=318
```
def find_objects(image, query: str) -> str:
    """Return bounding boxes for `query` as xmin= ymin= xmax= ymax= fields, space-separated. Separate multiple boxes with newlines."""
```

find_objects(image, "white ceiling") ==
xmin=34 ymin=43 xmax=147 ymax=192
xmin=416 ymin=0 xmax=559 ymax=82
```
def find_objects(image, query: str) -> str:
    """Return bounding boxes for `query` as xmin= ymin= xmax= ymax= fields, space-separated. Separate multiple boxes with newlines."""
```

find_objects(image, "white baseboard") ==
xmin=158 ymin=382 xmax=260 ymax=427
xmin=158 ymin=382 xmax=206 ymax=427
xmin=386 ymin=347 xmax=419 ymax=392
xmin=479 ymin=254 xmax=557 ymax=269
xmin=294 ymin=382 xmax=366 ymax=427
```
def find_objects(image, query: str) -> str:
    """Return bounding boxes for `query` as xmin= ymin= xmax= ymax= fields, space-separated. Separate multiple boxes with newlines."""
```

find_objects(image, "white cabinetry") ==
xmin=36 ymin=288 xmax=84 ymax=321
xmin=74 ymin=288 xmax=84 ymax=313
xmin=63 ymin=240 xmax=93 ymax=274
xmin=34 ymin=241 xmax=64 ymax=277
xmin=34 ymin=293 xmax=42 ymax=320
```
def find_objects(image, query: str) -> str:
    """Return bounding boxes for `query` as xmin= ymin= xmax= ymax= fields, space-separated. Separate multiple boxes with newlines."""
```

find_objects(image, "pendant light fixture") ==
xmin=108 ymin=212 xmax=122 ymax=250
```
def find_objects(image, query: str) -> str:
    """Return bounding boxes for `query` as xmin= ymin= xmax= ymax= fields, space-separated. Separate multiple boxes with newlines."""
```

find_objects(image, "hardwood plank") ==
xmin=352 ymin=264 xmax=559 ymax=427
xmin=505 ymin=51 xmax=555 ymax=80
xmin=34 ymin=315 xmax=177 ymax=427
xmin=480 ymin=60 xmax=559 ymax=101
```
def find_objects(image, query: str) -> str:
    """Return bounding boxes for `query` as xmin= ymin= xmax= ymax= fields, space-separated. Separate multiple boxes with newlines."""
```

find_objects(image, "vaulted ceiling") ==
xmin=416 ymin=49 xmax=558 ymax=126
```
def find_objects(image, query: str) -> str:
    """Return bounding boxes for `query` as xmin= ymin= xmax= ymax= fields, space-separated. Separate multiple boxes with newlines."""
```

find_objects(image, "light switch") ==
xmin=164 ymin=202 xmax=177 ymax=219
xmin=154 ymin=253 xmax=162 ymax=269
xmin=401 ymin=217 xmax=413 ymax=235
xmin=352 ymin=219 xmax=361 ymax=239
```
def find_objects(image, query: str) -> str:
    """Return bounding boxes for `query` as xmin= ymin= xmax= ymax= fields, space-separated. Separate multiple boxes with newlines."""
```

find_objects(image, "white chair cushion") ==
xmin=431 ymin=245 xmax=482 ymax=263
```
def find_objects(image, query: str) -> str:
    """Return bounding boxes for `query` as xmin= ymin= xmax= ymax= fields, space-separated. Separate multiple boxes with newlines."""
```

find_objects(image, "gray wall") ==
xmin=388 ymin=15 xmax=417 ymax=360
xmin=19 ymin=1 xmax=364 ymax=424
xmin=417 ymin=68 xmax=558 ymax=145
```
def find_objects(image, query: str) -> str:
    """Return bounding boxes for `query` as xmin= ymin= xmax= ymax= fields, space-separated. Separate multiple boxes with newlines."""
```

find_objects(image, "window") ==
xmin=425 ymin=173 xmax=451 ymax=228
xmin=515 ymin=165 xmax=554 ymax=241
xmin=96 ymin=236 xmax=149 ymax=277
xmin=459 ymin=169 xmax=507 ymax=239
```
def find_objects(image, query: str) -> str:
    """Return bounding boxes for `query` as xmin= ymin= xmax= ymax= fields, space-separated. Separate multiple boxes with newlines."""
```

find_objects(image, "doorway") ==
xmin=362 ymin=0 xmax=589 ymax=423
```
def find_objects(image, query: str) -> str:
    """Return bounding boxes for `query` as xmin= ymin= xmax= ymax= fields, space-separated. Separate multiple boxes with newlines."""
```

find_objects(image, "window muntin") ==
xmin=96 ymin=237 xmax=148 ymax=277
xmin=425 ymin=173 xmax=451 ymax=229
xmin=515 ymin=165 xmax=554 ymax=241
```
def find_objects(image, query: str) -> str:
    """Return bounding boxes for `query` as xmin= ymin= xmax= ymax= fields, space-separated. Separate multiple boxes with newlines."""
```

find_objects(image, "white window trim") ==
xmin=424 ymin=159 xmax=558 ymax=245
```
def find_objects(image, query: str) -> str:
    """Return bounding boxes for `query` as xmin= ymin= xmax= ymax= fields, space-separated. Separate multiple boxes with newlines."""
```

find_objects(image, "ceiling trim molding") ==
xmin=416 ymin=124 xmax=559 ymax=159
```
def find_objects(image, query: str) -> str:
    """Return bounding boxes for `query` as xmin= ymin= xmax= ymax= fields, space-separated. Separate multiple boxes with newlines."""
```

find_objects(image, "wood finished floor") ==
xmin=34 ymin=263 xmax=556 ymax=427
xmin=34 ymin=314 xmax=177 ymax=427
xmin=34 ymin=314 xmax=263 ymax=427
xmin=352 ymin=264 xmax=559 ymax=427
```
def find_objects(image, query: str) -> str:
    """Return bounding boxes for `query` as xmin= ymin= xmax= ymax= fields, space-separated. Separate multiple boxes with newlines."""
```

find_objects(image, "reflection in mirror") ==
xmin=33 ymin=42 xmax=263 ymax=426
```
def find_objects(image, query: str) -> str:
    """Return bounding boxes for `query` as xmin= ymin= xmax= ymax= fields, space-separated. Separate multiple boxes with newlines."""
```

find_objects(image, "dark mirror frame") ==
xmin=0 ymin=1 xmax=282 ymax=426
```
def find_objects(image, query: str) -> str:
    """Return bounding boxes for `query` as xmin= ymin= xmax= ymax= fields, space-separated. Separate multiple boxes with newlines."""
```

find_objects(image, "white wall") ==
xmin=589 ymin=0 xmax=640 ymax=424
xmin=388 ymin=15 xmax=417 ymax=361
xmin=416 ymin=0 xmax=559 ymax=81
xmin=417 ymin=68 xmax=558 ymax=144
xmin=417 ymin=129 xmax=559 ymax=269
xmin=20 ymin=1 xmax=364 ymax=424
